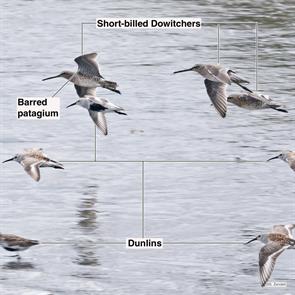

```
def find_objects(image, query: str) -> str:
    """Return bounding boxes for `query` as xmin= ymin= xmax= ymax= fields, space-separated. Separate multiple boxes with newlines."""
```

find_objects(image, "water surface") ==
xmin=1 ymin=1 xmax=294 ymax=294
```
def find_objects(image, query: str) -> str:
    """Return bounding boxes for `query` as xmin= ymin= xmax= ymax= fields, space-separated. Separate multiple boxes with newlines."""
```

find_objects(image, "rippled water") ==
xmin=1 ymin=0 xmax=294 ymax=294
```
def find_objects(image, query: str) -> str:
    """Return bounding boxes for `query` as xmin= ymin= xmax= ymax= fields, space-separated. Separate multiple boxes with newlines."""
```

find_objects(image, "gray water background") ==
xmin=0 ymin=0 xmax=294 ymax=294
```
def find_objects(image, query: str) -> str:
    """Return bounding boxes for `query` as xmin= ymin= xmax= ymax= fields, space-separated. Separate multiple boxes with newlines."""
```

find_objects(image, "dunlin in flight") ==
xmin=228 ymin=92 xmax=288 ymax=113
xmin=267 ymin=151 xmax=295 ymax=172
xmin=245 ymin=224 xmax=295 ymax=287
xmin=173 ymin=64 xmax=252 ymax=118
xmin=66 ymin=93 xmax=127 ymax=136
xmin=0 ymin=233 xmax=39 ymax=259
xmin=42 ymin=52 xmax=121 ymax=95
xmin=3 ymin=148 xmax=64 ymax=181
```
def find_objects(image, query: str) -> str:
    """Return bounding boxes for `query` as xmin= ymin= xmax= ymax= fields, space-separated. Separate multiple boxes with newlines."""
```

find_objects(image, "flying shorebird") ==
xmin=245 ymin=224 xmax=295 ymax=287
xmin=2 ymin=148 xmax=64 ymax=181
xmin=228 ymin=92 xmax=288 ymax=113
xmin=66 ymin=93 xmax=127 ymax=136
xmin=42 ymin=52 xmax=121 ymax=95
xmin=173 ymin=64 xmax=252 ymax=118
xmin=0 ymin=233 xmax=39 ymax=258
xmin=267 ymin=151 xmax=295 ymax=172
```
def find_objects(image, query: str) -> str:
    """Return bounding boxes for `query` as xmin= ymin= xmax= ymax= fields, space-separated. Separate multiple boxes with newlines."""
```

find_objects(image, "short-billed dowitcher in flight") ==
xmin=3 ymin=148 xmax=64 ymax=181
xmin=245 ymin=224 xmax=295 ymax=287
xmin=173 ymin=64 xmax=252 ymax=118
xmin=42 ymin=52 xmax=121 ymax=95
xmin=228 ymin=92 xmax=288 ymax=113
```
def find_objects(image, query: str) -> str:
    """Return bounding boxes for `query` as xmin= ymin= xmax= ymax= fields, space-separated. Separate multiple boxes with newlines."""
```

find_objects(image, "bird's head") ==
xmin=245 ymin=234 xmax=268 ymax=245
xmin=173 ymin=64 xmax=202 ymax=74
xmin=267 ymin=151 xmax=290 ymax=162
xmin=2 ymin=154 xmax=18 ymax=164
xmin=245 ymin=235 xmax=258 ymax=245
xmin=42 ymin=70 xmax=74 ymax=81
xmin=227 ymin=94 xmax=238 ymax=103
xmin=66 ymin=100 xmax=80 ymax=108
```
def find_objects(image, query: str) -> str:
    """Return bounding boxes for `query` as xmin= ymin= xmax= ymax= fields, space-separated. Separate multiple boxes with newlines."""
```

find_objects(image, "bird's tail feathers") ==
xmin=101 ymin=80 xmax=121 ymax=94
xmin=30 ymin=240 xmax=39 ymax=245
xmin=228 ymin=72 xmax=254 ymax=93
xmin=270 ymin=105 xmax=288 ymax=113
xmin=41 ymin=161 xmax=64 ymax=169
xmin=228 ymin=71 xmax=249 ymax=84
xmin=235 ymin=82 xmax=253 ymax=93
xmin=114 ymin=110 xmax=127 ymax=115
xmin=52 ymin=164 xmax=64 ymax=169
xmin=288 ymin=238 xmax=295 ymax=246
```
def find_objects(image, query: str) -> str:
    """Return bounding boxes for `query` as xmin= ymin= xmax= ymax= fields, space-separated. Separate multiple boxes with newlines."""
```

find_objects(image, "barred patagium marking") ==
xmin=66 ymin=96 xmax=127 ymax=136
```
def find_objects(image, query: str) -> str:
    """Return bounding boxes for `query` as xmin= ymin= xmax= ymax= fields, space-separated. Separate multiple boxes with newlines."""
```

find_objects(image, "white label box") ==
xmin=16 ymin=97 xmax=60 ymax=120
xmin=96 ymin=18 xmax=201 ymax=30
xmin=126 ymin=238 xmax=163 ymax=249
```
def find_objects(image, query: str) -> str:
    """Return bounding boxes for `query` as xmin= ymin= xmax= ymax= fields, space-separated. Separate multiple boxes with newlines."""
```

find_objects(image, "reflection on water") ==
xmin=2 ymin=260 xmax=35 ymax=270
xmin=74 ymin=185 xmax=100 ymax=267
xmin=73 ymin=243 xmax=100 ymax=267
xmin=77 ymin=185 xmax=100 ymax=232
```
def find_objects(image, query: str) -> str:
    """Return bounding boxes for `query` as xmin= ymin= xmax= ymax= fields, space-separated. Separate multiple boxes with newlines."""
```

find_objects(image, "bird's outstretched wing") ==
xmin=204 ymin=79 xmax=227 ymax=118
xmin=74 ymin=52 xmax=102 ymax=78
xmin=259 ymin=242 xmax=287 ymax=287
xmin=22 ymin=158 xmax=41 ymax=182
xmin=74 ymin=85 xmax=96 ymax=97
xmin=89 ymin=111 xmax=108 ymax=136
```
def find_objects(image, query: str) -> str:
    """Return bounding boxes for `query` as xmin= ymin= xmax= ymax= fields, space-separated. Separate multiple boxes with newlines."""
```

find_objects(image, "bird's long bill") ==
xmin=245 ymin=237 xmax=258 ymax=245
xmin=66 ymin=102 xmax=77 ymax=108
xmin=173 ymin=68 xmax=193 ymax=74
xmin=2 ymin=157 xmax=14 ymax=163
xmin=42 ymin=74 xmax=61 ymax=81
xmin=267 ymin=155 xmax=279 ymax=162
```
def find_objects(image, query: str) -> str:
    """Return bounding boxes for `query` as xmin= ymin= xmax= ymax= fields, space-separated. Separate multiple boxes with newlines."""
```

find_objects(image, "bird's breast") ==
xmin=75 ymin=75 xmax=101 ymax=88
